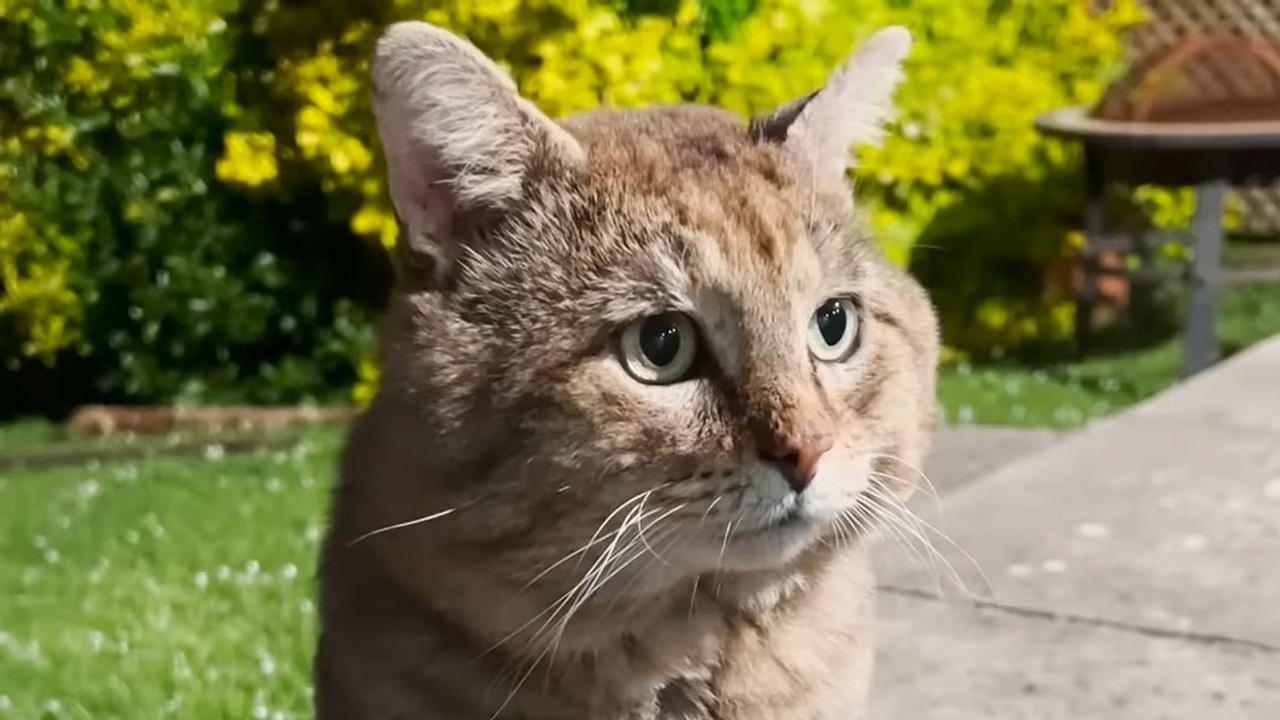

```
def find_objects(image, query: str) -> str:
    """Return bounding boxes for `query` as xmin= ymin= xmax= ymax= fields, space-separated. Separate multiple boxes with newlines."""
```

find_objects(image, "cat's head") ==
xmin=364 ymin=22 xmax=938 ymax=587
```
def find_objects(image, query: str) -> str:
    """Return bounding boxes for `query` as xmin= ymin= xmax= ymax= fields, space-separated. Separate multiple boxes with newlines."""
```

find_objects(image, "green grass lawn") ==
xmin=936 ymin=281 xmax=1280 ymax=428
xmin=0 ymin=435 xmax=339 ymax=720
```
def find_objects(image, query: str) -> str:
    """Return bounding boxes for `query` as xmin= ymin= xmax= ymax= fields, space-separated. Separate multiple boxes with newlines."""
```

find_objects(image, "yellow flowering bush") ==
xmin=0 ymin=0 xmax=380 ymax=412
xmin=225 ymin=0 xmax=1153 ymax=390
xmin=0 ymin=208 xmax=81 ymax=362
xmin=1 ymin=0 xmax=232 ymax=383
xmin=4 ymin=0 xmax=1164 ymax=410
xmin=859 ymin=0 xmax=1150 ymax=357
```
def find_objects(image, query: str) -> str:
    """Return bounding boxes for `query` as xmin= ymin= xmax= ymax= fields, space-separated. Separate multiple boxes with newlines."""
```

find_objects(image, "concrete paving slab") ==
xmin=871 ymin=591 xmax=1280 ymax=720
xmin=879 ymin=336 xmax=1280 ymax=649
xmin=879 ymin=414 xmax=1280 ymax=648
xmin=1128 ymin=334 xmax=1280 ymax=434
xmin=923 ymin=426 xmax=1066 ymax=496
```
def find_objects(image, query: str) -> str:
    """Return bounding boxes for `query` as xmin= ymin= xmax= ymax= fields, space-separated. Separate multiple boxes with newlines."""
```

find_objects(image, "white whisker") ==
xmin=346 ymin=507 xmax=458 ymax=546
xmin=713 ymin=519 xmax=737 ymax=595
xmin=850 ymin=501 xmax=932 ymax=579
xmin=699 ymin=495 xmax=722 ymax=525
xmin=861 ymin=490 xmax=950 ymax=593
xmin=870 ymin=452 xmax=945 ymax=528
xmin=863 ymin=483 xmax=989 ymax=597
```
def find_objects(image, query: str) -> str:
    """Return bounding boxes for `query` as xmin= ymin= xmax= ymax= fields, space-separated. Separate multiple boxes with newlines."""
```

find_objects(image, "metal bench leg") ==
xmin=1075 ymin=146 xmax=1105 ymax=358
xmin=1182 ymin=177 xmax=1226 ymax=378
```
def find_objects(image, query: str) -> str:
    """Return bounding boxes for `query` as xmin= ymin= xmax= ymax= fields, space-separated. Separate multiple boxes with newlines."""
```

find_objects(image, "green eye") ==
xmin=807 ymin=297 xmax=860 ymax=362
xmin=619 ymin=312 xmax=698 ymax=384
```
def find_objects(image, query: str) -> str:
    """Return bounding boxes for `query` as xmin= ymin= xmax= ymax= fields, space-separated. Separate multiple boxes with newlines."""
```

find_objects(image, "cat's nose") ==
xmin=757 ymin=434 xmax=833 ymax=493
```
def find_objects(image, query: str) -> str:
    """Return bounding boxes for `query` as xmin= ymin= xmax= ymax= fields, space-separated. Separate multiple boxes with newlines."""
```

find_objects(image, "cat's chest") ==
xmin=616 ymin=644 xmax=869 ymax=720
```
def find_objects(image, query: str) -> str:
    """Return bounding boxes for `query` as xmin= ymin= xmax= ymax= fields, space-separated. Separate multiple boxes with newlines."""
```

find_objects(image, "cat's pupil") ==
xmin=816 ymin=301 xmax=847 ymax=347
xmin=639 ymin=315 xmax=682 ymax=367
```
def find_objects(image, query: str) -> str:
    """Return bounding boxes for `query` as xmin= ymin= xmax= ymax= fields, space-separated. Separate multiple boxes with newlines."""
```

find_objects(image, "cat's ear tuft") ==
xmin=749 ymin=26 xmax=911 ymax=186
xmin=371 ymin=21 xmax=583 ymax=284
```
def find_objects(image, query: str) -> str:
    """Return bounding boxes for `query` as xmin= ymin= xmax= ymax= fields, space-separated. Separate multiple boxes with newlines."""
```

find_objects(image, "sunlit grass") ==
xmin=0 ymin=435 xmax=339 ymax=720
xmin=937 ymin=281 xmax=1280 ymax=428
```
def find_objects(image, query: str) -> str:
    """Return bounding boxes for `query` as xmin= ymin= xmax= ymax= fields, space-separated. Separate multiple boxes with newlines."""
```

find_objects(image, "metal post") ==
xmin=1075 ymin=145 xmax=1106 ymax=358
xmin=1182 ymin=176 xmax=1227 ymax=378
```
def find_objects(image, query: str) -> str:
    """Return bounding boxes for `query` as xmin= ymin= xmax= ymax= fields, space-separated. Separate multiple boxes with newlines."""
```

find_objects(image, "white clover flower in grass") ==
xmin=163 ymin=694 xmax=184 ymax=715
xmin=172 ymin=653 xmax=193 ymax=682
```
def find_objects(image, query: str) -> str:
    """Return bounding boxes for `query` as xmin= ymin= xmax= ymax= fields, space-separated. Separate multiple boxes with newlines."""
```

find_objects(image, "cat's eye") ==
xmin=808 ymin=297 xmax=861 ymax=363
xmin=618 ymin=312 xmax=698 ymax=384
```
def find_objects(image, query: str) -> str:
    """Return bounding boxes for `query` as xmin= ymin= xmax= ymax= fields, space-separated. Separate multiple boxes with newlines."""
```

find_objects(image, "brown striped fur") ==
xmin=316 ymin=21 xmax=939 ymax=720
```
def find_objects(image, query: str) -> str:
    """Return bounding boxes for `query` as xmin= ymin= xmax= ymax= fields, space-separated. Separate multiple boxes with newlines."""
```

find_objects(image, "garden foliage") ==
xmin=1 ymin=0 xmax=1150 ymax=412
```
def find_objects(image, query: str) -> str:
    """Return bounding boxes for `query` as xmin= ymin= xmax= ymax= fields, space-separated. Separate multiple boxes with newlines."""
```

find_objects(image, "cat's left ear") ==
xmin=749 ymin=26 xmax=911 ymax=188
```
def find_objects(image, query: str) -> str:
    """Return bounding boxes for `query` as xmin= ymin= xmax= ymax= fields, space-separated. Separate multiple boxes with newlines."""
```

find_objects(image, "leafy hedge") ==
xmin=1 ymin=0 xmax=1151 ymax=414
xmin=0 ymin=0 xmax=389 ymax=414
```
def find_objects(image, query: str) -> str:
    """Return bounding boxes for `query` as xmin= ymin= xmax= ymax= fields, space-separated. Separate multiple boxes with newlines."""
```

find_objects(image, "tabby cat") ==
xmin=315 ymin=20 xmax=939 ymax=720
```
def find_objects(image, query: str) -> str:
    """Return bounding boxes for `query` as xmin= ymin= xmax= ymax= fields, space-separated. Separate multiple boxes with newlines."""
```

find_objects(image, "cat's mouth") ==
xmin=737 ymin=503 xmax=816 ymax=539
xmin=766 ymin=506 xmax=807 ymax=531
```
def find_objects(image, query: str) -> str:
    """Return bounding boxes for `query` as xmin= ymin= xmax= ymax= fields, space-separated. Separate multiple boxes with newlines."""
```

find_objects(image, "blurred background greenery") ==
xmin=2 ymin=0 xmax=1275 ymax=428
xmin=3 ymin=4 xmax=1280 ymax=718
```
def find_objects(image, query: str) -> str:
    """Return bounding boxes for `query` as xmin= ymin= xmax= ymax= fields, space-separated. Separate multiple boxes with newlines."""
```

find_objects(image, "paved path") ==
xmin=872 ymin=336 xmax=1280 ymax=719
xmin=923 ymin=426 xmax=1065 ymax=496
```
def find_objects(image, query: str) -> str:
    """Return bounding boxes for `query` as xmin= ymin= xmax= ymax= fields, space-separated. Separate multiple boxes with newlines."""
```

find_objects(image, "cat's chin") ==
xmin=674 ymin=508 xmax=836 ymax=574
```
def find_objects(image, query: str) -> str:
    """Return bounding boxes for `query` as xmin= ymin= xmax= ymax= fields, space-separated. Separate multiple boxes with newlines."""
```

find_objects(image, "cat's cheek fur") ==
xmin=558 ymin=357 xmax=715 ymax=466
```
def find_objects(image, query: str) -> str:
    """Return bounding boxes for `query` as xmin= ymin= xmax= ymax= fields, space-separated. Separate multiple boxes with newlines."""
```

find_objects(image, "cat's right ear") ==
xmin=371 ymin=22 xmax=584 ymax=287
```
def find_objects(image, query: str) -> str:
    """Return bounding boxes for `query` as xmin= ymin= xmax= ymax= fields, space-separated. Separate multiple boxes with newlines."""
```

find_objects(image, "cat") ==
xmin=315 ymin=19 xmax=939 ymax=720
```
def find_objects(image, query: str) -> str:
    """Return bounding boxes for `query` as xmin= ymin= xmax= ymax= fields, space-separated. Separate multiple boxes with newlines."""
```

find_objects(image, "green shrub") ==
xmin=3 ymin=0 xmax=1159 ymax=412
xmin=225 ymin=0 xmax=1152 ymax=400
xmin=0 ymin=0 xmax=388 ymax=414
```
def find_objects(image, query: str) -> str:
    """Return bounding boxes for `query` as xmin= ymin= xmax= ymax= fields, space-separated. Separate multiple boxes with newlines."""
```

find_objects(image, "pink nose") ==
xmin=756 ymin=435 xmax=832 ymax=493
